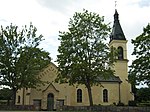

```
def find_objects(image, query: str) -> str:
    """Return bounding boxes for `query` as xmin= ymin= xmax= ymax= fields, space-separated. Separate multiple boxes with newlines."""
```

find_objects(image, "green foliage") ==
xmin=128 ymin=100 xmax=137 ymax=106
xmin=0 ymin=88 xmax=12 ymax=100
xmin=56 ymin=9 xmax=116 ymax=105
xmin=136 ymin=87 xmax=150 ymax=102
xmin=0 ymin=23 xmax=51 ymax=104
xmin=128 ymin=72 xmax=138 ymax=100
xmin=117 ymin=102 xmax=125 ymax=106
xmin=129 ymin=23 xmax=150 ymax=86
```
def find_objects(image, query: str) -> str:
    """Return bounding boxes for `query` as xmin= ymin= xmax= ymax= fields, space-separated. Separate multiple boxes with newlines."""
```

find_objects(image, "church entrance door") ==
xmin=47 ymin=93 xmax=54 ymax=111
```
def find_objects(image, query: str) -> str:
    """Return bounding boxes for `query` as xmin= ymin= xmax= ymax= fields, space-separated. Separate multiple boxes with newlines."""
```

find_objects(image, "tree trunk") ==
xmin=132 ymin=84 xmax=137 ymax=101
xmin=12 ymin=88 xmax=17 ymax=106
xmin=7 ymin=99 xmax=10 ymax=106
xmin=22 ymin=88 xmax=25 ymax=105
xmin=86 ymin=83 xmax=93 ymax=106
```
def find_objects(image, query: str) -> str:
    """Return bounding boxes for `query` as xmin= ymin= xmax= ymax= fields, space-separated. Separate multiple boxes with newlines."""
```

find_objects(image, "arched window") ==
xmin=77 ymin=89 xmax=82 ymax=103
xmin=118 ymin=46 xmax=123 ymax=60
xmin=103 ymin=89 xmax=108 ymax=102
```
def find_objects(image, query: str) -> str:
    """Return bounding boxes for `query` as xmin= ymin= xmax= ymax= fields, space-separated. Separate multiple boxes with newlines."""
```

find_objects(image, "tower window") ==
xmin=77 ymin=89 xmax=82 ymax=103
xmin=118 ymin=46 xmax=123 ymax=60
xmin=103 ymin=89 xmax=108 ymax=102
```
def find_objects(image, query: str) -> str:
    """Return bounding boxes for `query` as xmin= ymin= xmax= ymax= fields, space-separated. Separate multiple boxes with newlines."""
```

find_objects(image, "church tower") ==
xmin=109 ymin=9 xmax=134 ymax=104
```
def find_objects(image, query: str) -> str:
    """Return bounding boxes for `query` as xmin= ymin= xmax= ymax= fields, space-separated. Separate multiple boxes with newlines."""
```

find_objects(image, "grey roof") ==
xmin=110 ymin=9 xmax=126 ymax=42
xmin=96 ymin=75 xmax=122 ymax=83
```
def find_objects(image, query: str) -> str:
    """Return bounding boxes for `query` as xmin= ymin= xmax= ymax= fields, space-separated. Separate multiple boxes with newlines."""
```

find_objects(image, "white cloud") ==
xmin=0 ymin=0 xmax=150 ymax=64
xmin=138 ymin=0 xmax=150 ymax=7
xmin=36 ymin=0 xmax=73 ymax=12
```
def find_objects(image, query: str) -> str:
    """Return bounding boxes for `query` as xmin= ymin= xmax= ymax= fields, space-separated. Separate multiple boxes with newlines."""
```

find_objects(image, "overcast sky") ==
xmin=0 ymin=0 xmax=150 ymax=65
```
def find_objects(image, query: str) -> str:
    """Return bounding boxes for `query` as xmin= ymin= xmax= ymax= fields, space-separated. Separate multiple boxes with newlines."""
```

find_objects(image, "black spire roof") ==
xmin=110 ymin=9 xmax=126 ymax=42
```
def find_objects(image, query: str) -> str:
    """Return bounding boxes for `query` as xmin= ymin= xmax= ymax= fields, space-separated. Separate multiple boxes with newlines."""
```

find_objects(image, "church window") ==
xmin=77 ymin=89 xmax=82 ymax=103
xmin=103 ymin=89 xmax=108 ymax=102
xmin=118 ymin=46 xmax=123 ymax=60
xmin=33 ymin=99 xmax=41 ymax=109
xmin=17 ymin=95 xmax=21 ymax=103
xmin=57 ymin=99 xmax=64 ymax=106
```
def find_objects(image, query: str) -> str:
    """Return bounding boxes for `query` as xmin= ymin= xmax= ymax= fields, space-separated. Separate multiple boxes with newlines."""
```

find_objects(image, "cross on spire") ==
xmin=115 ymin=1 xmax=117 ymax=9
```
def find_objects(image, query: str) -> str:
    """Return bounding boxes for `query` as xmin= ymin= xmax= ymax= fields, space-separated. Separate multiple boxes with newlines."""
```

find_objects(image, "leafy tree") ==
xmin=128 ymin=73 xmax=138 ymax=101
xmin=129 ymin=24 xmax=150 ymax=86
xmin=56 ymin=9 xmax=116 ymax=106
xmin=136 ymin=87 xmax=150 ymax=102
xmin=0 ymin=88 xmax=12 ymax=105
xmin=0 ymin=23 xmax=51 ymax=105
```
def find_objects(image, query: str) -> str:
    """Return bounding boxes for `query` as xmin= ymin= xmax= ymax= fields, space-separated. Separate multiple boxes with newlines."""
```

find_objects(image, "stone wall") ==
xmin=0 ymin=105 xmax=35 ymax=111
xmin=61 ymin=106 xmax=150 ymax=112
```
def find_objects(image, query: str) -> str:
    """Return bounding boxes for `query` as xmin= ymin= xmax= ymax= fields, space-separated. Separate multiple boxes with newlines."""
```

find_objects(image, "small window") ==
xmin=17 ymin=95 xmax=21 ymax=103
xmin=118 ymin=46 xmax=123 ymax=60
xmin=103 ymin=89 xmax=108 ymax=102
xmin=33 ymin=99 xmax=41 ymax=110
xmin=59 ymin=100 xmax=64 ymax=106
xmin=77 ymin=89 xmax=82 ymax=103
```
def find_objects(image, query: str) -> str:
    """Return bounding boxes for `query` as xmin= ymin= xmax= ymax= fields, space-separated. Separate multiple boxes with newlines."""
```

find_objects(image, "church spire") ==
xmin=110 ymin=9 xmax=126 ymax=42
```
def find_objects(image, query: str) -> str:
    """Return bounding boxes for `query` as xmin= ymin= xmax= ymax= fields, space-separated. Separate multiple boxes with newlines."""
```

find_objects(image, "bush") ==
xmin=139 ymin=102 xmax=150 ymax=106
xmin=113 ymin=102 xmax=117 ymax=106
xmin=117 ymin=102 xmax=125 ymax=106
xmin=128 ymin=100 xmax=137 ymax=106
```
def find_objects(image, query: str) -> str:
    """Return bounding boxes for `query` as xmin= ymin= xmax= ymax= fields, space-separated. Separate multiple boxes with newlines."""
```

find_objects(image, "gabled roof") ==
xmin=96 ymin=75 xmax=122 ymax=83
xmin=110 ymin=9 xmax=126 ymax=42
xmin=96 ymin=74 xmax=122 ymax=83
xmin=42 ymin=83 xmax=59 ymax=92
